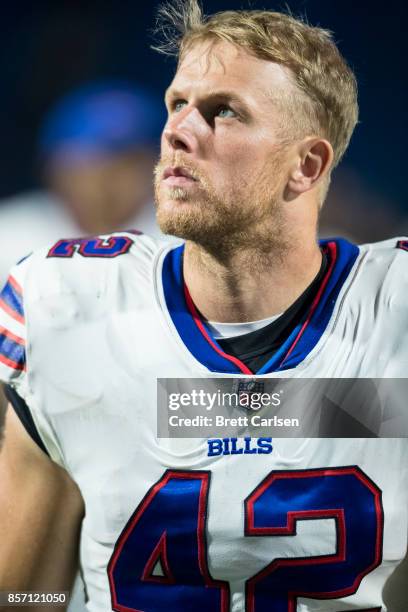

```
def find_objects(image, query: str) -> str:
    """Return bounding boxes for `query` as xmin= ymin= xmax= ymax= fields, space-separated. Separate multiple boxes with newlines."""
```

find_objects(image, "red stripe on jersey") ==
xmin=0 ymin=298 xmax=25 ymax=324
xmin=0 ymin=326 xmax=24 ymax=345
xmin=8 ymin=275 xmax=23 ymax=296
xmin=183 ymin=283 xmax=253 ymax=375
xmin=280 ymin=242 xmax=337 ymax=366
xmin=0 ymin=353 xmax=25 ymax=371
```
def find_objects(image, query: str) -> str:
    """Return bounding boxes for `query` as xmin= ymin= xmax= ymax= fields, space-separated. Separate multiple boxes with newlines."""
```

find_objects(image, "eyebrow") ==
xmin=164 ymin=88 xmax=251 ymax=113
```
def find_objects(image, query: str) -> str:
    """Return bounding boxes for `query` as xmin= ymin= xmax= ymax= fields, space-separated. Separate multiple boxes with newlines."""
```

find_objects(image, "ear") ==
xmin=286 ymin=137 xmax=334 ymax=198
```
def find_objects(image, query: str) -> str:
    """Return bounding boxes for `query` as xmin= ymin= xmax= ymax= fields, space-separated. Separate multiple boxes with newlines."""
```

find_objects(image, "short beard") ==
xmin=154 ymin=149 xmax=289 ymax=259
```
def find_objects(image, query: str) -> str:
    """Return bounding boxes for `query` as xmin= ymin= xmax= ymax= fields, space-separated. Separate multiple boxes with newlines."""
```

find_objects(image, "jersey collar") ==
xmin=161 ymin=239 xmax=359 ymax=374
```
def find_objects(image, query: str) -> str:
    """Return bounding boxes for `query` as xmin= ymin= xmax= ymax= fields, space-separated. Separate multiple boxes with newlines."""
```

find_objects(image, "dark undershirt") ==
xmin=217 ymin=252 xmax=328 ymax=372
xmin=6 ymin=251 xmax=327 ymax=453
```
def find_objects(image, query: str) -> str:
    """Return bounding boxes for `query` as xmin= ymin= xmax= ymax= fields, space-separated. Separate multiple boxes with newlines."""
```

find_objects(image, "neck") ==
xmin=183 ymin=233 xmax=322 ymax=323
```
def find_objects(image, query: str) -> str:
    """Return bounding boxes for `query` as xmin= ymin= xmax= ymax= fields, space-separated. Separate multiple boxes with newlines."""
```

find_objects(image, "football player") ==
xmin=0 ymin=1 xmax=407 ymax=610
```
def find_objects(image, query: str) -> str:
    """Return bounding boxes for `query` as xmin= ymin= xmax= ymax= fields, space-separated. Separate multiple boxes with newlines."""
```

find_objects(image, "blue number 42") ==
xmin=108 ymin=467 xmax=383 ymax=612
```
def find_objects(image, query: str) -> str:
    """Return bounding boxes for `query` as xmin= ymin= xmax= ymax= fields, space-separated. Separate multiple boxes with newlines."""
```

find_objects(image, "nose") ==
xmin=163 ymin=106 xmax=206 ymax=154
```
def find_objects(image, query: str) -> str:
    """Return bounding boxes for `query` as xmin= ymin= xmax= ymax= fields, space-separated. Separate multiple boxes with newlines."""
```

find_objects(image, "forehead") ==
xmin=168 ymin=40 xmax=293 ymax=101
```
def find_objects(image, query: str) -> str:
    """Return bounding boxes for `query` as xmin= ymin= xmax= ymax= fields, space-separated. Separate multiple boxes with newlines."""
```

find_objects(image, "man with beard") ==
xmin=0 ymin=1 xmax=407 ymax=611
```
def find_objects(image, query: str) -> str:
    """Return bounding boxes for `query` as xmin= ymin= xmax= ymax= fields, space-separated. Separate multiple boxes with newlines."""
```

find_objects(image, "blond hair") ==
xmin=154 ymin=0 xmax=358 ymax=168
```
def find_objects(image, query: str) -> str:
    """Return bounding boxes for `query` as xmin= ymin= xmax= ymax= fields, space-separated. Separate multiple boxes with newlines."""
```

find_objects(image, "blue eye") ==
xmin=174 ymin=100 xmax=187 ymax=112
xmin=217 ymin=106 xmax=237 ymax=118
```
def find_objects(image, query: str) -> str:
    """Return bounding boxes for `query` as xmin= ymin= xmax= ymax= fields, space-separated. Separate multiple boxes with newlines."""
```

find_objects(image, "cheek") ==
xmin=213 ymin=145 xmax=267 ymax=192
xmin=216 ymin=134 xmax=268 ymax=172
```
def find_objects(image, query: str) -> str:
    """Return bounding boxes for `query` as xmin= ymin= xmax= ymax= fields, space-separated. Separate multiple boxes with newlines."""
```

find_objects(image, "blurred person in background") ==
xmin=0 ymin=80 xmax=167 ymax=286
xmin=0 ymin=79 xmax=166 ymax=612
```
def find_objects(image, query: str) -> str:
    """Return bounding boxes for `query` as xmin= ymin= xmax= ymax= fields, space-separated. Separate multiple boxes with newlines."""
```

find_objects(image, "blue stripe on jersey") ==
xmin=162 ymin=238 xmax=359 ymax=374
xmin=162 ymin=244 xmax=243 ymax=373
xmin=0 ymin=329 xmax=25 ymax=370
xmin=0 ymin=277 xmax=24 ymax=321
xmin=260 ymin=239 xmax=359 ymax=373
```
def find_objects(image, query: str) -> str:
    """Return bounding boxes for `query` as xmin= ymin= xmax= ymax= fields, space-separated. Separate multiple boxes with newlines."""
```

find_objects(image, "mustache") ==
xmin=154 ymin=156 xmax=204 ymax=183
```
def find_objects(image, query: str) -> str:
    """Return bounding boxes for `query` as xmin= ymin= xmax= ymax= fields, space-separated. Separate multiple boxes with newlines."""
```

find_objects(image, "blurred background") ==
xmin=0 ymin=2 xmax=406 ymax=610
xmin=0 ymin=0 xmax=406 ymax=286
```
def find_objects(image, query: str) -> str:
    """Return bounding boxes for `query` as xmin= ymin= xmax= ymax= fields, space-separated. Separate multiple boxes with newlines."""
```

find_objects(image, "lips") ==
xmin=162 ymin=166 xmax=198 ymax=188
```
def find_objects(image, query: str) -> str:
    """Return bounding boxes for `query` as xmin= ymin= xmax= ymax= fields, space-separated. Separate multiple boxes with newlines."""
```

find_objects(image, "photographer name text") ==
xmin=168 ymin=414 xmax=299 ymax=428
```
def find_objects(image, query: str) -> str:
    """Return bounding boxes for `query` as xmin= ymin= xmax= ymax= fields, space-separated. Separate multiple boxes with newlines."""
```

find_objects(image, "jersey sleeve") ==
xmin=0 ymin=257 xmax=52 ymax=456
xmin=0 ymin=231 xmax=161 ymax=467
xmin=380 ymin=237 xmax=408 ymax=377
xmin=0 ymin=261 xmax=27 ymax=393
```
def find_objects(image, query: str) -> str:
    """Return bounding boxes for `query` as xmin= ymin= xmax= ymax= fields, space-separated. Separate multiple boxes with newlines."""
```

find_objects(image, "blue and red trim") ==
xmin=183 ymin=283 xmax=252 ymax=375
xmin=162 ymin=244 xmax=246 ymax=374
xmin=396 ymin=239 xmax=408 ymax=252
xmin=0 ymin=326 xmax=25 ymax=371
xmin=162 ymin=238 xmax=359 ymax=374
xmin=0 ymin=276 xmax=24 ymax=324
xmin=47 ymin=235 xmax=134 ymax=258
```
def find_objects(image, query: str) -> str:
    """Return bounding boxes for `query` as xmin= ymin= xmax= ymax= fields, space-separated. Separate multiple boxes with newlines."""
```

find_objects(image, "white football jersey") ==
xmin=0 ymin=232 xmax=407 ymax=612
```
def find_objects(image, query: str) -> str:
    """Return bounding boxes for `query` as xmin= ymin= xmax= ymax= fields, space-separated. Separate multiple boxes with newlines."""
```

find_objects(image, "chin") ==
xmin=155 ymin=187 xmax=232 ymax=244
xmin=157 ymin=206 xmax=211 ymax=242
xmin=157 ymin=208 xmax=198 ymax=239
